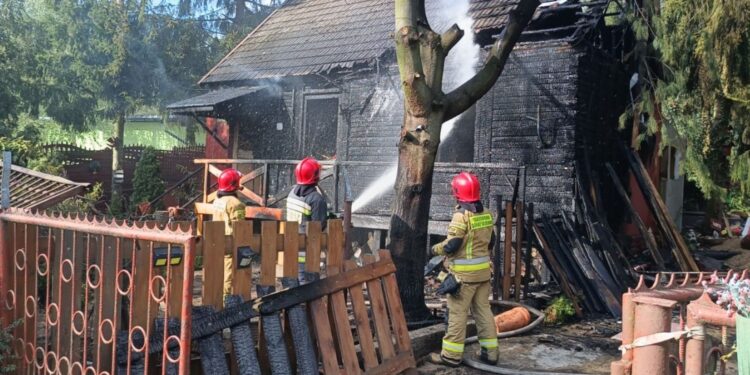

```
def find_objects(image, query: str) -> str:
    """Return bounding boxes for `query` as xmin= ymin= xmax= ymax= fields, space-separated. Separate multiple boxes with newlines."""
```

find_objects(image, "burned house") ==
xmin=167 ymin=0 xmax=629 ymax=234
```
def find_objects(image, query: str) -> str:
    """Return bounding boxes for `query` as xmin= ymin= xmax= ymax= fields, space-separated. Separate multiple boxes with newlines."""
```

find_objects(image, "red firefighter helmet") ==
xmin=295 ymin=157 xmax=321 ymax=185
xmin=218 ymin=168 xmax=242 ymax=192
xmin=451 ymin=172 xmax=481 ymax=202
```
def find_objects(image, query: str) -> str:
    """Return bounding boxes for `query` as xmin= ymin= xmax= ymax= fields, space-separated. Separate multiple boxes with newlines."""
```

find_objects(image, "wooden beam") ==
xmin=255 ymin=257 xmax=397 ymax=314
xmin=605 ymin=163 xmax=665 ymax=269
xmin=625 ymin=148 xmax=699 ymax=271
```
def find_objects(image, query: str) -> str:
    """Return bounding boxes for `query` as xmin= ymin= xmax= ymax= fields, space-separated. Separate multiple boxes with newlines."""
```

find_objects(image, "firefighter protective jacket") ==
xmin=433 ymin=205 xmax=494 ymax=283
xmin=212 ymin=193 xmax=246 ymax=236
xmin=286 ymin=184 xmax=328 ymax=234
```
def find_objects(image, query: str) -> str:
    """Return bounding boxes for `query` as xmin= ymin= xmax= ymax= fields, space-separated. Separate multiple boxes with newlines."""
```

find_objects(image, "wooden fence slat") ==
xmin=260 ymin=221 xmax=277 ymax=286
xmin=258 ymin=220 xmax=278 ymax=371
xmin=232 ymin=220 xmax=254 ymax=300
xmin=362 ymin=255 xmax=396 ymax=361
xmin=305 ymin=222 xmax=322 ymax=274
xmin=283 ymin=222 xmax=299 ymax=278
xmin=344 ymin=260 xmax=378 ymax=370
xmin=309 ymin=296 xmax=340 ymax=374
xmin=202 ymin=221 xmax=226 ymax=309
xmin=326 ymin=220 xmax=344 ymax=268
xmin=327 ymin=263 xmax=360 ymax=374
xmin=377 ymin=251 xmax=413 ymax=357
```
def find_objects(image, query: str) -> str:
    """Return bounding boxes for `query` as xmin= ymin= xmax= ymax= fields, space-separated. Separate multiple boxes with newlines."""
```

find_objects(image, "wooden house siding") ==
xmin=475 ymin=41 xmax=580 ymax=215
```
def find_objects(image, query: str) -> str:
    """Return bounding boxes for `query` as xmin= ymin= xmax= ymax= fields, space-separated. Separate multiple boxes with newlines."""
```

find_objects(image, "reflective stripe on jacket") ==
xmin=433 ymin=207 xmax=494 ymax=283
xmin=286 ymin=184 xmax=329 ymax=235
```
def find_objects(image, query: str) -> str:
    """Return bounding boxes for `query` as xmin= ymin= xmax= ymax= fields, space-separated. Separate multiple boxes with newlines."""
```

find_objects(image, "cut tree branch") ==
xmin=441 ymin=24 xmax=464 ymax=53
xmin=442 ymin=0 xmax=540 ymax=122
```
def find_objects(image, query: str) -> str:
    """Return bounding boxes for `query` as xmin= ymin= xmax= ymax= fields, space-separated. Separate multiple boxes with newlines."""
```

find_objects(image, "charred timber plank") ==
xmin=624 ymin=149 xmax=698 ymax=271
xmin=523 ymin=203 xmax=534 ymax=297
xmin=514 ymin=201 xmax=524 ymax=301
xmin=559 ymin=214 xmax=621 ymax=317
xmin=503 ymin=201 xmax=513 ymax=301
xmin=531 ymin=223 xmax=583 ymax=317
xmin=605 ymin=163 xmax=665 ymax=269
xmin=140 ymin=256 xmax=399 ymax=364
xmin=573 ymin=174 xmax=630 ymax=288
xmin=493 ymin=195 xmax=503 ymax=300
xmin=541 ymin=217 xmax=599 ymax=313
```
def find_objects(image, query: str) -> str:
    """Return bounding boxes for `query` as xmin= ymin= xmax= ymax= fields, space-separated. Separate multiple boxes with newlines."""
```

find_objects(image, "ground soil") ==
xmin=414 ymin=318 xmax=740 ymax=375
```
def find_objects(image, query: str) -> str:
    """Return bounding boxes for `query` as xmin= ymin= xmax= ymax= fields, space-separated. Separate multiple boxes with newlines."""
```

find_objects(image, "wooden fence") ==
xmin=0 ymin=211 xmax=415 ymax=374
xmin=41 ymin=144 xmax=204 ymax=202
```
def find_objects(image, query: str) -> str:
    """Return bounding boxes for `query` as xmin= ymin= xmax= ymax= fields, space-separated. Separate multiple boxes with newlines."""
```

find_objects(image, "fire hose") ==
xmin=461 ymin=300 xmax=596 ymax=375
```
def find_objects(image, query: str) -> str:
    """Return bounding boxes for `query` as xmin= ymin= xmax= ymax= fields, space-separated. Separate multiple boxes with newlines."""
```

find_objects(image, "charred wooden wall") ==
xmin=225 ymin=40 xmax=626 ymax=226
xmin=474 ymin=40 xmax=627 ymax=218
xmin=475 ymin=41 xmax=579 ymax=215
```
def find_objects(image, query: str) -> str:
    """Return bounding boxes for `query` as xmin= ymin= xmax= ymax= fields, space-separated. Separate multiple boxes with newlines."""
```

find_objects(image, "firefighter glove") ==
xmin=436 ymin=272 xmax=461 ymax=296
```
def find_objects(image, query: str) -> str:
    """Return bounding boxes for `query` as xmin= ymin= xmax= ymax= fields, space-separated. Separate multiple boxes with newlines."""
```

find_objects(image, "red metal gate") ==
xmin=0 ymin=209 xmax=196 ymax=374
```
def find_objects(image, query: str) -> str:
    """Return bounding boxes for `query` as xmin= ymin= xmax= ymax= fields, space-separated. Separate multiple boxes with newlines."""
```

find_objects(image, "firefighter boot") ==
xmin=477 ymin=347 xmax=498 ymax=366
xmin=427 ymin=352 xmax=461 ymax=367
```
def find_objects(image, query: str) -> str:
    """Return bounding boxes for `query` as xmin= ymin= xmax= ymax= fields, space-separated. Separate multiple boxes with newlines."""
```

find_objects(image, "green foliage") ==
xmin=52 ymin=183 xmax=104 ymax=214
xmin=0 ymin=319 xmax=22 ymax=374
xmin=130 ymin=147 xmax=165 ymax=212
xmin=655 ymin=0 xmax=750 ymax=201
xmin=109 ymin=191 xmax=126 ymax=218
xmin=544 ymin=296 xmax=576 ymax=325
xmin=623 ymin=0 xmax=750 ymax=205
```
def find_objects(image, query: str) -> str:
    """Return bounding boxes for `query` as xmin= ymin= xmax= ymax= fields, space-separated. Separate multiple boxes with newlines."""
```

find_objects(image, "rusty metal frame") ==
xmin=612 ymin=271 xmax=748 ymax=375
xmin=0 ymin=208 xmax=196 ymax=375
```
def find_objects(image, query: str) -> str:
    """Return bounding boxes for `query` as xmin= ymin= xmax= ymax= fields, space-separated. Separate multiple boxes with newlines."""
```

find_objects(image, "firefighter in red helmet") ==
xmin=287 ymin=157 xmax=329 ymax=280
xmin=428 ymin=172 xmax=498 ymax=367
xmin=213 ymin=168 xmax=246 ymax=300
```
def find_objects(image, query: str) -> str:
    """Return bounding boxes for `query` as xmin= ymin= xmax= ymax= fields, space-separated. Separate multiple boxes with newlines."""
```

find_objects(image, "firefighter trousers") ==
xmin=441 ymin=280 xmax=498 ymax=362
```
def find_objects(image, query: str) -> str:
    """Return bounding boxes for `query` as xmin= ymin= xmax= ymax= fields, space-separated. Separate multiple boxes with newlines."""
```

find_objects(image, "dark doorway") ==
xmin=303 ymin=97 xmax=339 ymax=159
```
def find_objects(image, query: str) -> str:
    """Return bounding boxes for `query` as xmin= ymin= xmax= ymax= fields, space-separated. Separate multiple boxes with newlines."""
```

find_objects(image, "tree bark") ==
xmin=390 ymin=0 xmax=540 ymax=321
xmin=111 ymin=111 xmax=126 ymax=212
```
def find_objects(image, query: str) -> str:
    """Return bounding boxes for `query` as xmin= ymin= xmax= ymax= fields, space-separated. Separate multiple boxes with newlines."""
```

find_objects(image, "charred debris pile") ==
xmin=531 ymin=146 xmax=700 ymax=318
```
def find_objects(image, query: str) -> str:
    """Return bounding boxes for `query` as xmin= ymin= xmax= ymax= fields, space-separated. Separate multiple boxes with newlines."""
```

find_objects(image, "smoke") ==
xmin=437 ymin=0 xmax=480 ymax=142
xmin=350 ymin=0 xmax=479 ymax=213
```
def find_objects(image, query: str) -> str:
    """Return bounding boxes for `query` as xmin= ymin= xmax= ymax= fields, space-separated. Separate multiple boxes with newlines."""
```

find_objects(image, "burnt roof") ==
xmin=199 ymin=0 xmax=609 ymax=85
xmin=0 ymin=164 xmax=88 ymax=210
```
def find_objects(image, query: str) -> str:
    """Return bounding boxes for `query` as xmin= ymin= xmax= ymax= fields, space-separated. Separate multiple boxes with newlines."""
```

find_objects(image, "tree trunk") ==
xmin=234 ymin=0 xmax=246 ymax=26
xmin=390 ymin=0 xmax=540 ymax=321
xmin=111 ymin=112 xmax=126 ymax=212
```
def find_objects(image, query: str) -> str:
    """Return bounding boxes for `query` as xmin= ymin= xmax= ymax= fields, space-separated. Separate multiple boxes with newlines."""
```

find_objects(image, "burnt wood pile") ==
xmin=531 ymin=145 xmax=700 ymax=318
